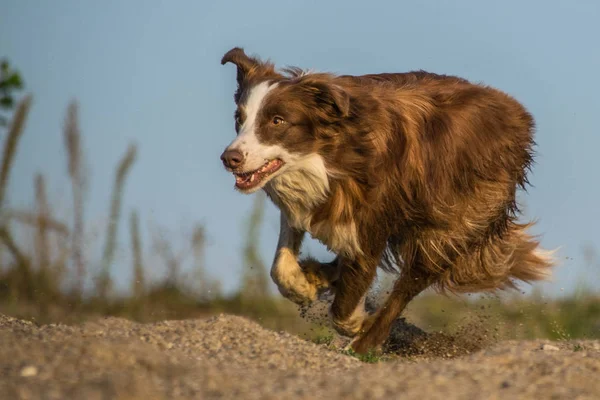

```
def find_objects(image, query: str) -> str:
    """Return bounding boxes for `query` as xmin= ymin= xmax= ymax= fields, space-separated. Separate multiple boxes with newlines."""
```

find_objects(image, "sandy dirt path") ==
xmin=1 ymin=313 xmax=599 ymax=399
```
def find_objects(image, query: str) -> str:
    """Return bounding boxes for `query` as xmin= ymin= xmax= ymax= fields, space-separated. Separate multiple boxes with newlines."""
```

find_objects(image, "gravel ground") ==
xmin=1 ymin=313 xmax=599 ymax=400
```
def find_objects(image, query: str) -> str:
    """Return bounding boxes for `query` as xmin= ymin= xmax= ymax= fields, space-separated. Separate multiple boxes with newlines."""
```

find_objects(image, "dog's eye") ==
xmin=272 ymin=116 xmax=285 ymax=125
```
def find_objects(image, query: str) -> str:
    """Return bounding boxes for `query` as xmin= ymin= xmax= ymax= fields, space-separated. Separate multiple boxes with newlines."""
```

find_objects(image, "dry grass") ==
xmin=130 ymin=210 xmax=144 ymax=299
xmin=0 ymin=95 xmax=31 ymax=208
xmin=97 ymin=143 xmax=137 ymax=298
xmin=63 ymin=100 xmax=86 ymax=295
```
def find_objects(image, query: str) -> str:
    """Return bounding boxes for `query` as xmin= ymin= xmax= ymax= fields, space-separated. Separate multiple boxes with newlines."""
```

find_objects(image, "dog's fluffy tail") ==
xmin=437 ymin=223 xmax=557 ymax=293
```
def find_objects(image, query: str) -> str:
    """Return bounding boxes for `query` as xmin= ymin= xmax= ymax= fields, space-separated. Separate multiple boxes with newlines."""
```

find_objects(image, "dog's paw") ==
xmin=346 ymin=315 xmax=386 ymax=355
xmin=274 ymin=279 xmax=317 ymax=306
xmin=331 ymin=318 xmax=362 ymax=338
xmin=329 ymin=307 xmax=370 ymax=338
xmin=271 ymin=261 xmax=318 ymax=306
xmin=300 ymin=257 xmax=339 ymax=293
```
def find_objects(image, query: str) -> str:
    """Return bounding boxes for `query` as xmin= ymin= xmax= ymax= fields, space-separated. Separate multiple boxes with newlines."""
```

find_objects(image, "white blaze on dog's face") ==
xmin=221 ymin=79 xmax=330 ymax=198
xmin=223 ymin=81 xmax=283 ymax=193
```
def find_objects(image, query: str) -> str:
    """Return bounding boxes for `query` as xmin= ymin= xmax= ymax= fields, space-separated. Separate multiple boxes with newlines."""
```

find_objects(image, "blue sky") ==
xmin=1 ymin=0 xmax=599 ymax=297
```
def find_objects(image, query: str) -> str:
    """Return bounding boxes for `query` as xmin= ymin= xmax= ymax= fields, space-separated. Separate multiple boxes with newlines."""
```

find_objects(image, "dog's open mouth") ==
xmin=234 ymin=159 xmax=284 ymax=190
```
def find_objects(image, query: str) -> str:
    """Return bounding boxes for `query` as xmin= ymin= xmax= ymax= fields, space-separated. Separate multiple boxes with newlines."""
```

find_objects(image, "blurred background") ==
xmin=0 ymin=0 xmax=598 ymax=341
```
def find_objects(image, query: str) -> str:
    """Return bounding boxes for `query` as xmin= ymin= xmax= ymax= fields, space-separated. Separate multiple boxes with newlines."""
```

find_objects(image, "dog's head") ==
xmin=219 ymin=47 xmax=350 ymax=194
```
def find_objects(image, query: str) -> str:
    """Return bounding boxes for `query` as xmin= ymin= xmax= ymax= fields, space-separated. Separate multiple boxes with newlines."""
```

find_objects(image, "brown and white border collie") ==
xmin=219 ymin=47 xmax=555 ymax=354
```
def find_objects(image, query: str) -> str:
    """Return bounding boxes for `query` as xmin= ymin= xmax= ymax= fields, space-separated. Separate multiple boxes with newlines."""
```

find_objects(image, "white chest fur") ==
xmin=265 ymin=160 xmax=362 ymax=258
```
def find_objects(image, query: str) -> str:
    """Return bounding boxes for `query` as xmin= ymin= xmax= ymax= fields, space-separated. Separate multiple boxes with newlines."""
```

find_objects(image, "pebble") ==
xmin=541 ymin=344 xmax=560 ymax=351
xmin=20 ymin=365 xmax=38 ymax=377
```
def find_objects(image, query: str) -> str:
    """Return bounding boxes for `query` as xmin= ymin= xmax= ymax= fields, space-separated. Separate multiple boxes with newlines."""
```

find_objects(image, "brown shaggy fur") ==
xmin=220 ymin=47 xmax=554 ymax=354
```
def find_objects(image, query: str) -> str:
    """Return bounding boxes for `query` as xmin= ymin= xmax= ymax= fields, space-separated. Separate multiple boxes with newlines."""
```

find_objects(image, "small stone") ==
xmin=20 ymin=366 xmax=38 ymax=377
xmin=541 ymin=344 xmax=560 ymax=351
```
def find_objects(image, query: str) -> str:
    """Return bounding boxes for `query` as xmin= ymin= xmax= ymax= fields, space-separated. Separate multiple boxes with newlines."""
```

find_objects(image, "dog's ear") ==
xmin=305 ymin=81 xmax=351 ymax=118
xmin=221 ymin=47 xmax=260 ymax=86
xmin=323 ymin=83 xmax=350 ymax=117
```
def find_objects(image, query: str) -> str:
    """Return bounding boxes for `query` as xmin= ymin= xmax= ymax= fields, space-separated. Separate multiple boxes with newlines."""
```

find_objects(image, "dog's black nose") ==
xmin=221 ymin=149 xmax=244 ymax=169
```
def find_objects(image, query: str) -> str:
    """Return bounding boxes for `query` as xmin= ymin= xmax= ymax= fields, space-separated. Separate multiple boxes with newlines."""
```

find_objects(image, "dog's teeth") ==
xmin=233 ymin=160 xmax=282 ymax=189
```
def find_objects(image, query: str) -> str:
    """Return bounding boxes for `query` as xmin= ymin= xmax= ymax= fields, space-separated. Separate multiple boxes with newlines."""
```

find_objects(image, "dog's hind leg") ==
xmin=349 ymin=266 xmax=434 ymax=354
xmin=271 ymin=212 xmax=337 ymax=305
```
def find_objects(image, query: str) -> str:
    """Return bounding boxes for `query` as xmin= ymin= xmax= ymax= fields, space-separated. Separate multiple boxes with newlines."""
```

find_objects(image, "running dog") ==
xmin=219 ymin=47 xmax=554 ymax=354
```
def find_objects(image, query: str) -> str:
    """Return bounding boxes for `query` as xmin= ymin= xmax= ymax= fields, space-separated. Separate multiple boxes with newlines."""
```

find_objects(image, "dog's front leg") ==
xmin=270 ymin=212 xmax=322 ymax=306
xmin=329 ymin=253 xmax=379 ymax=338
